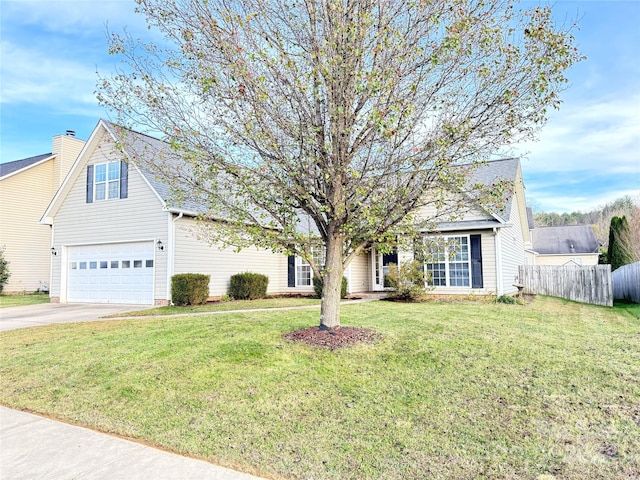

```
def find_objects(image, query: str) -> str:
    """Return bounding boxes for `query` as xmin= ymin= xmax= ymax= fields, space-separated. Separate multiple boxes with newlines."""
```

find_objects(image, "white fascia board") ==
xmin=39 ymin=121 xmax=108 ymax=224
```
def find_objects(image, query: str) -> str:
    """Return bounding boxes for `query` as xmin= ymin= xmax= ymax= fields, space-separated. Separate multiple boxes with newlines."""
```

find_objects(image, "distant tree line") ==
xmin=532 ymin=195 xmax=639 ymax=270
xmin=532 ymin=195 xmax=638 ymax=247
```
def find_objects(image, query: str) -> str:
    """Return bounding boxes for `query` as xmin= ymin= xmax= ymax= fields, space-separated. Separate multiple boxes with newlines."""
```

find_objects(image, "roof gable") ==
xmin=41 ymin=120 xmax=168 ymax=224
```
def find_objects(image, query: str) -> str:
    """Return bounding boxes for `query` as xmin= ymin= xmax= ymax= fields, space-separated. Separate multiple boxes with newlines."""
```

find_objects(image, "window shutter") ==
xmin=287 ymin=255 xmax=296 ymax=287
xmin=382 ymin=251 xmax=398 ymax=266
xmin=86 ymin=165 xmax=94 ymax=203
xmin=470 ymin=234 xmax=483 ymax=288
xmin=120 ymin=161 xmax=128 ymax=199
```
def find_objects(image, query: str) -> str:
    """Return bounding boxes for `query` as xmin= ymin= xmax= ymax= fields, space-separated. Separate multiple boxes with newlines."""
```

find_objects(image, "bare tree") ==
xmin=98 ymin=0 xmax=582 ymax=329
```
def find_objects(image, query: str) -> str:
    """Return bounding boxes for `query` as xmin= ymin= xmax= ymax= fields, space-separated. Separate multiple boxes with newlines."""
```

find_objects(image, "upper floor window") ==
xmin=95 ymin=161 xmax=120 ymax=201
xmin=86 ymin=160 xmax=128 ymax=204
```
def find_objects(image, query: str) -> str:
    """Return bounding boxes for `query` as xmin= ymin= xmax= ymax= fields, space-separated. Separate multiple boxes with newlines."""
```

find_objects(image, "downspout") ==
xmin=494 ymin=227 xmax=503 ymax=296
xmin=49 ymin=224 xmax=55 ymax=301
xmin=166 ymin=212 xmax=184 ymax=302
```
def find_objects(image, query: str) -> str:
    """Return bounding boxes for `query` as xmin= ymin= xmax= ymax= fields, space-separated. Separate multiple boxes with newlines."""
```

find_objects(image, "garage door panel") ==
xmin=67 ymin=242 xmax=154 ymax=305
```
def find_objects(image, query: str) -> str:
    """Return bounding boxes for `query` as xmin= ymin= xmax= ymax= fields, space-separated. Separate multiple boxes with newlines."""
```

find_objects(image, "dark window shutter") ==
xmin=382 ymin=251 xmax=398 ymax=266
xmin=86 ymin=165 xmax=94 ymax=203
xmin=470 ymin=234 xmax=483 ymax=288
xmin=120 ymin=161 xmax=128 ymax=199
xmin=287 ymin=255 xmax=296 ymax=287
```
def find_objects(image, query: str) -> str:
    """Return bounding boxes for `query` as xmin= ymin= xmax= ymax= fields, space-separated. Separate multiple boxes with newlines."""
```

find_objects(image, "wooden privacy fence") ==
xmin=612 ymin=262 xmax=640 ymax=303
xmin=518 ymin=265 xmax=612 ymax=307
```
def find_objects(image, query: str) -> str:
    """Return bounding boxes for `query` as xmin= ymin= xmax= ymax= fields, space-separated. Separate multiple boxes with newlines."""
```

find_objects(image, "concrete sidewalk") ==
xmin=0 ymin=407 xmax=267 ymax=480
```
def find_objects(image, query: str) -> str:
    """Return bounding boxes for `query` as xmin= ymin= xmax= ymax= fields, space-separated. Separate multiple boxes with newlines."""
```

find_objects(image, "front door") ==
xmin=372 ymin=250 xmax=398 ymax=291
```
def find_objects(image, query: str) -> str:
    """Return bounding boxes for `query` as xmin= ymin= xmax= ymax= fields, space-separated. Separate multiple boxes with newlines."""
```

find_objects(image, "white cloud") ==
xmin=517 ymin=94 xmax=640 ymax=175
xmin=1 ymin=0 xmax=144 ymax=36
xmin=528 ymin=188 xmax=640 ymax=214
xmin=0 ymin=41 xmax=100 ymax=107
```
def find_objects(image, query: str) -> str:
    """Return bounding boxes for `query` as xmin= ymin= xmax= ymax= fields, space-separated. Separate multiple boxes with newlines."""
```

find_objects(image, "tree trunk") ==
xmin=319 ymin=232 xmax=344 ymax=330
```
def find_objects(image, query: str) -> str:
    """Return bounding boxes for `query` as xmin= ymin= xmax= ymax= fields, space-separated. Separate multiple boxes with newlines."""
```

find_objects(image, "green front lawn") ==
xmin=0 ymin=293 xmax=50 ymax=308
xmin=1 ymin=297 xmax=638 ymax=479
xmin=113 ymin=296 xmax=320 ymax=317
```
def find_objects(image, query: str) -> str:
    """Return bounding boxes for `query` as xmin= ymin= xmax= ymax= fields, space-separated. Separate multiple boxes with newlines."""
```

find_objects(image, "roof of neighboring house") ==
xmin=531 ymin=225 xmax=600 ymax=255
xmin=0 ymin=153 xmax=53 ymax=178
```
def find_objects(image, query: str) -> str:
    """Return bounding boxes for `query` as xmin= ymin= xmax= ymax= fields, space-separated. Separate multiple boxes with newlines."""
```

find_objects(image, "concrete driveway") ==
xmin=0 ymin=303 xmax=147 ymax=331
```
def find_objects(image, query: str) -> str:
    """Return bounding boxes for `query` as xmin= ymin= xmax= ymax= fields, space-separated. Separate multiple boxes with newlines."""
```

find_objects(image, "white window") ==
xmin=295 ymin=247 xmax=326 ymax=287
xmin=424 ymin=236 xmax=471 ymax=287
xmin=94 ymin=161 xmax=120 ymax=201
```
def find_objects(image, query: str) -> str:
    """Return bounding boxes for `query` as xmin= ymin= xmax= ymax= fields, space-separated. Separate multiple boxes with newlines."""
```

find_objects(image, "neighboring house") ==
xmin=41 ymin=120 xmax=529 ymax=305
xmin=0 ymin=132 xmax=85 ymax=293
xmin=528 ymin=224 xmax=600 ymax=266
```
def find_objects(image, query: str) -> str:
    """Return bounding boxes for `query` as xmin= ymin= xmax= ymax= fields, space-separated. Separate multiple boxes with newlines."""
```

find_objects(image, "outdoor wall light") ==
xmin=51 ymin=247 xmax=57 ymax=256
xmin=156 ymin=240 xmax=164 ymax=251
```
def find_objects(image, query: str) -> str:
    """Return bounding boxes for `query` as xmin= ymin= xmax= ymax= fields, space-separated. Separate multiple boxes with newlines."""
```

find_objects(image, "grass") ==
xmin=112 ymin=296 xmax=321 ymax=317
xmin=1 ymin=296 xmax=639 ymax=479
xmin=0 ymin=292 xmax=50 ymax=308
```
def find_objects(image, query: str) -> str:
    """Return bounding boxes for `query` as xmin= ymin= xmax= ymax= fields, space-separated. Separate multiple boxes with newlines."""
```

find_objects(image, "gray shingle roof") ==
xmin=102 ymin=121 xmax=521 ymax=227
xmin=466 ymin=157 xmax=519 ymax=221
xmin=531 ymin=225 xmax=600 ymax=255
xmin=102 ymin=121 xmax=205 ymax=214
xmin=0 ymin=153 xmax=53 ymax=178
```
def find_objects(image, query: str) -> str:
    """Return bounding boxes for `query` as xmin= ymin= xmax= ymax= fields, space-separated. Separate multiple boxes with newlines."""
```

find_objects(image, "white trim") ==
xmin=49 ymin=224 xmax=55 ymax=299
xmin=93 ymin=160 xmax=121 ymax=201
xmin=494 ymin=227 xmax=503 ymax=296
xmin=40 ymin=120 xmax=167 ymax=225
xmin=424 ymin=235 xmax=472 ymax=288
xmin=40 ymin=120 xmax=106 ymax=224
xmin=167 ymin=212 xmax=183 ymax=301
xmin=101 ymin=121 xmax=169 ymax=209
xmin=295 ymin=255 xmax=313 ymax=287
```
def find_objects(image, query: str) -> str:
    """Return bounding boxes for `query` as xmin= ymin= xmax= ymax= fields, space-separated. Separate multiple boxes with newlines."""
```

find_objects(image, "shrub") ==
xmin=0 ymin=246 xmax=10 ymax=294
xmin=496 ymin=294 xmax=517 ymax=304
xmin=229 ymin=272 xmax=269 ymax=300
xmin=386 ymin=261 xmax=427 ymax=301
xmin=171 ymin=273 xmax=210 ymax=306
xmin=313 ymin=275 xmax=348 ymax=299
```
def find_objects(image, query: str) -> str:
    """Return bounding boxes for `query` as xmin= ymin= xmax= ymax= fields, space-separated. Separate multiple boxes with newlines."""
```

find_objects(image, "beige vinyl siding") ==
xmin=173 ymin=217 xmax=291 ymax=297
xmin=534 ymin=253 xmax=600 ymax=266
xmin=425 ymin=230 xmax=497 ymax=295
xmin=0 ymin=134 xmax=84 ymax=294
xmin=52 ymin=135 xmax=84 ymax=188
xmin=50 ymin=134 xmax=169 ymax=302
xmin=416 ymin=199 xmax=493 ymax=224
xmin=498 ymin=193 xmax=526 ymax=295
xmin=347 ymin=251 xmax=371 ymax=293
xmin=0 ymin=160 xmax=55 ymax=293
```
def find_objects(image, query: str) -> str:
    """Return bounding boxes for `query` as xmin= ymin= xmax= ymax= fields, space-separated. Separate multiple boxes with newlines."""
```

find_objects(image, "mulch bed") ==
xmin=283 ymin=326 xmax=379 ymax=350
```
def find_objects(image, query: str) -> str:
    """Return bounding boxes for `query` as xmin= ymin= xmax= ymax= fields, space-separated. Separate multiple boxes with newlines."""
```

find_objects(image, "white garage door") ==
xmin=67 ymin=242 xmax=155 ymax=304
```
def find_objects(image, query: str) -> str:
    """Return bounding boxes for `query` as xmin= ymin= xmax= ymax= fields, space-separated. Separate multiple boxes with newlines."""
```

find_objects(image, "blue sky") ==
xmin=1 ymin=0 xmax=639 ymax=213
